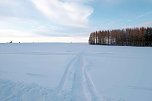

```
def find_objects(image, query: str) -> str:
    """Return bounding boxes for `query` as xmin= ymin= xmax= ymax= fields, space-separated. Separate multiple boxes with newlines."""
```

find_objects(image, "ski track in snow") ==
xmin=53 ymin=52 xmax=103 ymax=101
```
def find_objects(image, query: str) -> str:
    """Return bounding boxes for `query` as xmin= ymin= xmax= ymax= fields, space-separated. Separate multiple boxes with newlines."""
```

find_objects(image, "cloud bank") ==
xmin=0 ymin=0 xmax=93 ymax=42
xmin=32 ymin=0 xmax=93 ymax=27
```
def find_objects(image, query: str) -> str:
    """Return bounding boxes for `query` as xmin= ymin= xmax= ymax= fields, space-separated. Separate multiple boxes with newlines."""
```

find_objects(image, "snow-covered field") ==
xmin=0 ymin=43 xmax=152 ymax=101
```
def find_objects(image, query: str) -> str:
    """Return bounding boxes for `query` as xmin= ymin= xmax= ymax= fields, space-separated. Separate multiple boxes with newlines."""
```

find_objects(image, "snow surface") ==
xmin=0 ymin=43 xmax=152 ymax=101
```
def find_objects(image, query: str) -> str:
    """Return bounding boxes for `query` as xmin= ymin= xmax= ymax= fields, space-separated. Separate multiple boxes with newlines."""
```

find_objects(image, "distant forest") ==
xmin=89 ymin=27 xmax=152 ymax=46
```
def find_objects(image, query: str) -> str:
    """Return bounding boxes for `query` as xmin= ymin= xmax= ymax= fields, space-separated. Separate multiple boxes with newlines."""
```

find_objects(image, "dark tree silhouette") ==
xmin=89 ymin=27 xmax=152 ymax=47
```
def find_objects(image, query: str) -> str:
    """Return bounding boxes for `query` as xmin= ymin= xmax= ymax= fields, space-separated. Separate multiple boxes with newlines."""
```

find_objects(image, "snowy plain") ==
xmin=0 ymin=43 xmax=152 ymax=101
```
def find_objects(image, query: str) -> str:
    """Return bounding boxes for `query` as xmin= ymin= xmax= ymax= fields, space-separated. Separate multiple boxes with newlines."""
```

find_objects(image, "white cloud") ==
xmin=0 ymin=29 xmax=38 ymax=38
xmin=0 ymin=29 xmax=88 ymax=43
xmin=32 ymin=0 xmax=93 ymax=27
xmin=0 ymin=0 xmax=17 ymax=5
xmin=0 ymin=0 xmax=92 ymax=42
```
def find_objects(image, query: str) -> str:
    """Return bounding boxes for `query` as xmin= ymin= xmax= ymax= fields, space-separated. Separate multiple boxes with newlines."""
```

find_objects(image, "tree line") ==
xmin=89 ymin=27 xmax=152 ymax=46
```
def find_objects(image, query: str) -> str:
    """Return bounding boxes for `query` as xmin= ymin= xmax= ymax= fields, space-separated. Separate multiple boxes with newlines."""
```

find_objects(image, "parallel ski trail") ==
xmin=56 ymin=55 xmax=78 ymax=92
xmin=55 ymin=52 xmax=103 ymax=101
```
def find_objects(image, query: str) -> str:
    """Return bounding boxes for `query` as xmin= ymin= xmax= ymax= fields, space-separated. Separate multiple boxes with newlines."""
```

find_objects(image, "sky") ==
xmin=0 ymin=0 xmax=152 ymax=43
